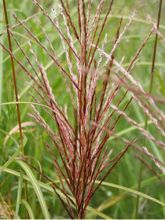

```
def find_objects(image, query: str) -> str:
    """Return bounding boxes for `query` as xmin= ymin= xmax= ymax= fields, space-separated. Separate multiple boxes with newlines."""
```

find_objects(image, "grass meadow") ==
xmin=0 ymin=0 xmax=165 ymax=219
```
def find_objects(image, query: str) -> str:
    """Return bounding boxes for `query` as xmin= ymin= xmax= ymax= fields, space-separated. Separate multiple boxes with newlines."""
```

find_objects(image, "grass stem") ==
xmin=0 ymin=3 xmax=3 ymax=114
xmin=2 ymin=0 xmax=23 ymax=153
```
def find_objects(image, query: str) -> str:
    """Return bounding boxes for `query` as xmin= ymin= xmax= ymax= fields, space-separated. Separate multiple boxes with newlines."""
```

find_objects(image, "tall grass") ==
xmin=0 ymin=2 xmax=3 ymax=113
xmin=2 ymin=0 xmax=23 ymax=151
xmin=1 ymin=0 xmax=165 ymax=219
xmin=135 ymin=0 xmax=163 ymax=218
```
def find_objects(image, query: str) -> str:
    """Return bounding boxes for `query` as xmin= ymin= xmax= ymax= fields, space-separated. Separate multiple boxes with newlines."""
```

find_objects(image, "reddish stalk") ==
xmin=2 ymin=0 xmax=23 ymax=152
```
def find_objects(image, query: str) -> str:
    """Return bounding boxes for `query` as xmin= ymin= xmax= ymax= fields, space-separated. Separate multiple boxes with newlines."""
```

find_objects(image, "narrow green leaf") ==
xmin=97 ymin=195 xmax=123 ymax=211
xmin=21 ymin=199 xmax=35 ymax=219
xmin=0 ymin=150 xmax=20 ymax=173
xmin=2 ymin=166 xmax=165 ymax=209
xmin=96 ymin=181 xmax=165 ymax=207
xmin=87 ymin=206 xmax=113 ymax=219
xmin=16 ymin=172 xmax=23 ymax=216
xmin=16 ymin=160 xmax=50 ymax=219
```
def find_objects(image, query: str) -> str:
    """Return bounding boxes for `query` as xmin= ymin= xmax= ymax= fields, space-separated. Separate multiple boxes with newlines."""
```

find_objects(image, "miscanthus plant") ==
xmin=1 ymin=0 xmax=165 ymax=218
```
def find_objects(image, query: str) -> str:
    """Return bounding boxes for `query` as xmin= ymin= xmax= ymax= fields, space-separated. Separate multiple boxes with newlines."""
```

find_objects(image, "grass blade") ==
xmin=21 ymin=199 xmax=35 ymax=219
xmin=16 ymin=160 xmax=50 ymax=219
xmin=16 ymin=172 xmax=23 ymax=216
xmin=1 ymin=165 xmax=165 ymax=208
xmin=96 ymin=181 xmax=165 ymax=208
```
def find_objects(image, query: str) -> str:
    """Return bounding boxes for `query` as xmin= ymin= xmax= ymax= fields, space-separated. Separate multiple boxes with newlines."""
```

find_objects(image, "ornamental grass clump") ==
xmin=1 ymin=0 xmax=165 ymax=218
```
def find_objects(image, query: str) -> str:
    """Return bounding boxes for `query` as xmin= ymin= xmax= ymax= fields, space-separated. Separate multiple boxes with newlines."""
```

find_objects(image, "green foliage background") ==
xmin=0 ymin=0 xmax=165 ymax=218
